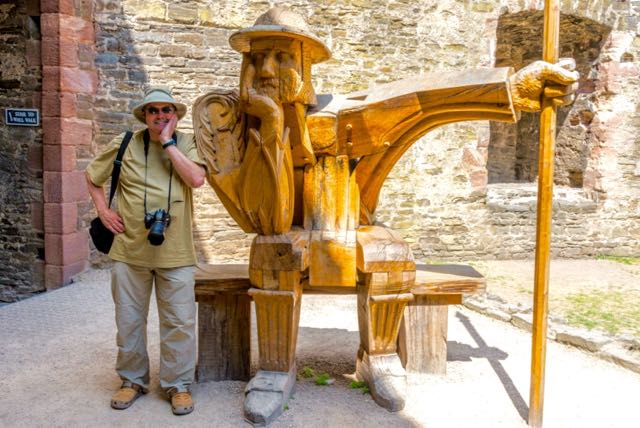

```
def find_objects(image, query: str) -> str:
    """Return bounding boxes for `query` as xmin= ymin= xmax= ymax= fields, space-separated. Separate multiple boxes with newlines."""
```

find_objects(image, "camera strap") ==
xmin=143 ymin=129 xmax=175 ymax=215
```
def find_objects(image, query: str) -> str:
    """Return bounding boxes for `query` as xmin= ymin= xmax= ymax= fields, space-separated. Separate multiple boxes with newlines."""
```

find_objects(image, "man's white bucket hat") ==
xmin=132 ymin=87 xmax=187 ymax=124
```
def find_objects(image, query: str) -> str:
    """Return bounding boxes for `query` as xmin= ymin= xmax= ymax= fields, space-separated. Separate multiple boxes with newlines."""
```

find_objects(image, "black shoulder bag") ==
xmin=89 ymin=131 xmax=133 ymax=254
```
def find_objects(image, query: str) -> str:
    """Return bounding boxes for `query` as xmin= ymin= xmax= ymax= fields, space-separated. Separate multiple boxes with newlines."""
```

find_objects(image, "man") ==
xmin=193 ymin=7 xmax=579 ymax=424
xmin=86 ymin=88 xmax=206 ymax=415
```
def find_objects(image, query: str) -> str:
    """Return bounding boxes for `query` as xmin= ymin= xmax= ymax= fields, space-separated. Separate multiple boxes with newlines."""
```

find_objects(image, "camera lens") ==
xmin=147 ymin=209 xmax=169 ymax=246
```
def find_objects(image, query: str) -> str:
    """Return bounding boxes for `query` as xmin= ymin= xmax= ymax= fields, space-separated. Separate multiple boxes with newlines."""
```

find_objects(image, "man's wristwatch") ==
xmin=162 ymin=139 xmax=177 ymax=149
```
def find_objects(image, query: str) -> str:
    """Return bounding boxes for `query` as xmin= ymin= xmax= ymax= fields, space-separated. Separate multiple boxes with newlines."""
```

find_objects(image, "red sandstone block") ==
xmin=28 ymin=145 xmax=43 ymax=171
xmin=60 ymin=67 xmax=97 ymax=94
xmin=41 ymin=38 xmax=59 ymax=67
xmin=45 ymin=230 xmax=89 ymax=266
xmin=41 ymin=0 xmax=74 ymax=15
xmin=462 ymin=147 xmax=486 ymax=169
xmin=42 ymin=92 xmax=78 ymax=118
xmin=43 ymin=144 xmax=76 ymax=172
xmin=43 ymin=171 xmax=88 ymax=203
xmin=42 ymin=66 xmax=61 ymax=91
xmin=44 ymin=202 xmax=78 ymax=234
xmin=40 ymin=14 xmax=60 ymax=38
xmin=42 ymin=117 xmax=93 ymax=146
xmin=44 ymin=259 xmax=87 ymax=290
xmin=42 ymin=39 xmax=79 ymax=68
xmin=32 ymin=202 xmax=44 ymax=231
xmin=41 ymin=13 xmax=94 ymax=43
xmin=470 ymin=170 xmax=488 ymax=189
xmin=60 ymin=15 xmax=95 ymax=43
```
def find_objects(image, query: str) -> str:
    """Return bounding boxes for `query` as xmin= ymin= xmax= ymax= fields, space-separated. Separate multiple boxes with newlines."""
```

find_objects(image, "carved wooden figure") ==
xmin=193 ymin=6 xmax=579 ymax=426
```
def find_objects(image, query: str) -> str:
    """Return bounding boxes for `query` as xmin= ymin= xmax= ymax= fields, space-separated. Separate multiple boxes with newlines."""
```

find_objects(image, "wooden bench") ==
xmin=195 ymin=264 xmax=252 ymax=381
xmin=195 ymin=263 xmax=484 ymax=381
xmin=397 ymin=264 xmax=485 ymax=375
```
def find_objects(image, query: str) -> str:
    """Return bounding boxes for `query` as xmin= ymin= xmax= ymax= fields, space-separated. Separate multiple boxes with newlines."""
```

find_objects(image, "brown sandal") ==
xmin=111 ymin=381 xmax=146 ymax=410
xmin=170 ymin=391 xmax=194 ymax=415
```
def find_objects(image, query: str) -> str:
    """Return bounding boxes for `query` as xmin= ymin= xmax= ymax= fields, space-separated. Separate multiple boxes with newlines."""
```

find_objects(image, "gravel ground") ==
xmin=1 ymin=266 xmax=639 ymax=427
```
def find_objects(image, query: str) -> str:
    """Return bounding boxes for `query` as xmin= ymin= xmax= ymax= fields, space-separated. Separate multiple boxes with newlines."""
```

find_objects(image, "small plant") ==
xmin=300 ymin=366 xmax=315 ymax=378
xmin=314 ymin=373 xmax=332 ymax=385
xmin=349 ymin=380 xmax=370 ymax=394
xmin=596 ymin=255 xmax=640 ymax=265
xmin=284 ymin=404 xmax=289 ymax=411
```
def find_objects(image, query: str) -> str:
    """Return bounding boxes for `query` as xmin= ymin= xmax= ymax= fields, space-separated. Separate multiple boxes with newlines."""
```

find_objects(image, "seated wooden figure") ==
xmin=193 ymin=6 xmax=578 ymax=425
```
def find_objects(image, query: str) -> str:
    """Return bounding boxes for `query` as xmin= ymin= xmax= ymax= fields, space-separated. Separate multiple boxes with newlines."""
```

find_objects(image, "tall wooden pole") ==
xmin=529 ymin=1 xmax=560 ymax=427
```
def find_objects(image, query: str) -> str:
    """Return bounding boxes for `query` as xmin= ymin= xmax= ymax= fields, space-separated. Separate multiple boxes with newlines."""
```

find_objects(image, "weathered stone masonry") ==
xmin=1 ymin=0 xmax=639 ymax=301
xmin=0 ymin=1 xmax=44 ymax=301
xmin=1 ymin=0 xmax=96 ymax=301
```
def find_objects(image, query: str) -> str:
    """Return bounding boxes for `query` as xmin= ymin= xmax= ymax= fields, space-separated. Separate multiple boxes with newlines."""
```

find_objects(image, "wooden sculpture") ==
xmin=193 ymin=6 xmax=578 ymax=425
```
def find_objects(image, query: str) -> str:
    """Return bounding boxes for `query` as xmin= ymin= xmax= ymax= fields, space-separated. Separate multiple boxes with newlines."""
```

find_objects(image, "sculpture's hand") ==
xmin=509 ymin=59 xmax=579 ymax=113
xmin=239 ymin=56 xmax=283 ymax=131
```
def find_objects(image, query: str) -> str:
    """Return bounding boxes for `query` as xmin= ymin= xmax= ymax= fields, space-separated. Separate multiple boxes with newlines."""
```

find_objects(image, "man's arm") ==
xmin=163 ymin=144 xmax=206 ymax=188
xmin=85 ymin=171 xmax=125 ymax=234
xmin=159 ymin=116 xmax=206 ymax=188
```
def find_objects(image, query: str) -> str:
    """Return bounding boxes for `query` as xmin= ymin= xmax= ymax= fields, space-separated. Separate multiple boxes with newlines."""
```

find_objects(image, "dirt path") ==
xmin=1 ymin=268 xmax=639 ymax=427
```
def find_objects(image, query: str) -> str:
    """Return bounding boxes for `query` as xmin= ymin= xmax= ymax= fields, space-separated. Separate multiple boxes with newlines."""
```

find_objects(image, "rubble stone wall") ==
xmin=88 ymin=0 xmax=640 ymax=265
xmin=0 ymin=1 xmax=45 ymax=301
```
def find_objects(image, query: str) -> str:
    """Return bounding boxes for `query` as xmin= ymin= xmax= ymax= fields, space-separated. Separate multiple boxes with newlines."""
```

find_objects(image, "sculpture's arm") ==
xmin=331 ymin=67 xmax=518 ymax=158
xmin=346 ymin=61 xmax=579 ymax=225
xmin=315 ymin=61 xmax=578 ymax=159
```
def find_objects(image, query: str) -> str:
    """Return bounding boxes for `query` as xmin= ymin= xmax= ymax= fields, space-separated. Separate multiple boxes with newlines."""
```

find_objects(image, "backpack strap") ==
xmin=107 ymin=131 xmax=133 ymax=208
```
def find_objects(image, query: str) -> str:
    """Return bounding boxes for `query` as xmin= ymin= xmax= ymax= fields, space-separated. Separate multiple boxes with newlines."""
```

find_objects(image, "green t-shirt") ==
xmin=86 ymin=130 xmax=204 ymax=268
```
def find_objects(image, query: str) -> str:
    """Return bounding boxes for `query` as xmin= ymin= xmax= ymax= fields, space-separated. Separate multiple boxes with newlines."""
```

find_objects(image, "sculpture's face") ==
xmin=249 ymin=38 xmax=304 ymax=104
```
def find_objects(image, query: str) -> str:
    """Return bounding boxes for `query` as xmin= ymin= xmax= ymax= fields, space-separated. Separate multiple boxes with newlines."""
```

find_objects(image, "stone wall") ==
xmin=87 ymin=0 xmax=640 ymax=266
xmin=0 ymin=1 xmax=45 ymax=301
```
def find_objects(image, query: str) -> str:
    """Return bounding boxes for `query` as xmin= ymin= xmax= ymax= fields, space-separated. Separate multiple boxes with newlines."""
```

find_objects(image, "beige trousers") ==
xmin=111 ymin=261 xmax=196 ymax=393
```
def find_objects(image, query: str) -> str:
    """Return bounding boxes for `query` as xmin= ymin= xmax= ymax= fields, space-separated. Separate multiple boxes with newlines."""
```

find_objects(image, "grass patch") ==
xmin=299 ymin=367 xmax=315 ymax=379
xmin=349 ymin=380 xmax=370 ymax=394
xmin=596 ymin=255 xmax=640 ymax=265
xmin=314 ymin=373 xmax=331 ymax=386
xmin=563 ymin=290 xmax=640 ymax=337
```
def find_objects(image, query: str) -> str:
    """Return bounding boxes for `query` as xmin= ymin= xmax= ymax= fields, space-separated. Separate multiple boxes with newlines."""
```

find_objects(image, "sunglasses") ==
xmin=145 ymin=106 xmax=175 ymax=115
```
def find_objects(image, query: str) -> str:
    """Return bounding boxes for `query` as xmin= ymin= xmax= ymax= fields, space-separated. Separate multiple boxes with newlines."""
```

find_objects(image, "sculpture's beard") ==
xmin=253 ymin=68 xmax=303 ymax=105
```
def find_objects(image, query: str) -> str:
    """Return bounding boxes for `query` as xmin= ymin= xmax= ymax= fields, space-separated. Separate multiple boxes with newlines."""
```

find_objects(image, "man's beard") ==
xmin=253 ymin=68 xmax=303 ymax=105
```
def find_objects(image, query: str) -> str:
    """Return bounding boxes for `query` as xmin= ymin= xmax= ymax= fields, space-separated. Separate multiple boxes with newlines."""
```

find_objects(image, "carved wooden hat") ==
xmin=229 ymin=7 xmax=331 ymax=64
xmin=132 ymin=87 xmax=187 ymax=124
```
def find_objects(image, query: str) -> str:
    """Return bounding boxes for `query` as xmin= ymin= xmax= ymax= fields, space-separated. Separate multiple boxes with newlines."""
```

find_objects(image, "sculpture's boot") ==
xmin=244 ymin=283 xmax=301 ymax=425
xmin=356 ymin=349 xmax=407 ymax=412
xmin=356 ymin=275 xmax=413 ymax=412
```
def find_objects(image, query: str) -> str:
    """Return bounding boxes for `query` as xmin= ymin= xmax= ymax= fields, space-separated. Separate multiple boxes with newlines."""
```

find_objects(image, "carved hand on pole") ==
xmin=509 ymin=58 xmax=579 ymax=113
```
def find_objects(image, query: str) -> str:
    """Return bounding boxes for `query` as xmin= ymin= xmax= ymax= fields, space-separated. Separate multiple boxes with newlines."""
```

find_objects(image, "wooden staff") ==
xmin=529 ymin=1 xmax=560 ymax=427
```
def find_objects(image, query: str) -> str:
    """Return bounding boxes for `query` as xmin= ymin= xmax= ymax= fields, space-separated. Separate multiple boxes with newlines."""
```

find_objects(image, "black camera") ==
xmin=144 ymin=209 xmax=171 ymax=246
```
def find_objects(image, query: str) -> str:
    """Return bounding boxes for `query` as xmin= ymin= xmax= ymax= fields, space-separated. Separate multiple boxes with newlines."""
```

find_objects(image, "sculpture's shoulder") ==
xmin=193 ymin=89 xmax=245 ymax=175
xmin=307 ymin=93 xmax=366 ymax=118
